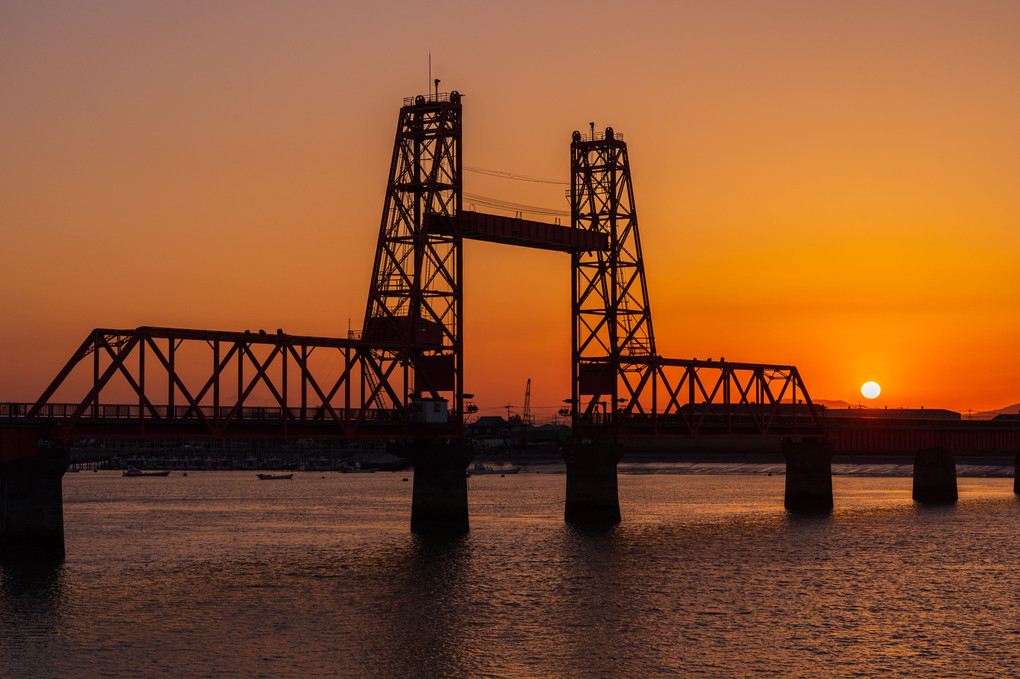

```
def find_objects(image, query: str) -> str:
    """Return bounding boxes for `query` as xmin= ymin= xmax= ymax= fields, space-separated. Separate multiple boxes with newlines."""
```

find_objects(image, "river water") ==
xmin=3 ymin=469 xmax=1020 ymax=678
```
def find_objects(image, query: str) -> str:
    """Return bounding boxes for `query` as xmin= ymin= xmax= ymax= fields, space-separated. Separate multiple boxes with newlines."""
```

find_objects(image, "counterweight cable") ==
xmin=466 ymin=166 xmax=568 ymax=186
xmin=463 ymin=192 xmax=569 ymax=218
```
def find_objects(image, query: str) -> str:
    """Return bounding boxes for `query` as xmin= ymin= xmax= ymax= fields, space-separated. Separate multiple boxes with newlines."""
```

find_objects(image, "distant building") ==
xmin=465 ymin=418 xmax=570 ymax=449
xmin=467 ymin=416 xmax=508 ymax=437
xmin=521 ymin=424 xmax=570 ymax=444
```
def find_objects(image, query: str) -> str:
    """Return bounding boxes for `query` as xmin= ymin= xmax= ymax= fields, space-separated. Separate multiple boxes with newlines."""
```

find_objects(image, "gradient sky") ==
xmin=2 ymin=1 xmax=1019 ymax=419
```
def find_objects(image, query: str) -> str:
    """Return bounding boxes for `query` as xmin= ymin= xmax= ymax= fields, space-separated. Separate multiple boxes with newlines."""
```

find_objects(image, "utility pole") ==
xmin=523 ymin=378 xmax=532 ymax=425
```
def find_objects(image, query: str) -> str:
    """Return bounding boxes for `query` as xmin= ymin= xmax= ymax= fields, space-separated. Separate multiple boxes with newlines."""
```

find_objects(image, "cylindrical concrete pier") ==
xmin=782 ymin=438 xmax=834 ymax=514
xmin=562 ymin=439 xmax=623 ymax=525
xmin=0 ymin=446 xmax=69 ymax=562
xmin=913 ymin=447 xmax=957 ymax=504
xmin=392 ymin=441 xmax=473 ymax=534
xmin=1014 ymin=451 xmax=1020 ymax=496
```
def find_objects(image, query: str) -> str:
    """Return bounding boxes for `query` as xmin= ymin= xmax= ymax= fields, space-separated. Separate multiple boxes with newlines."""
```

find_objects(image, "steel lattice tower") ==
xmin=363 ymin=91 xmax=463 ymax=425
xmin=571 ymin=126 xmax=655 ymax=428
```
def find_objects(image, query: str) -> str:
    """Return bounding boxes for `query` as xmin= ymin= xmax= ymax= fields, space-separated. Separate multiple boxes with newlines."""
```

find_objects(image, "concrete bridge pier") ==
xmin=562 ymin=438 xmax=624 ymax=525
xmin=1 ymin=440 xmax=69 ymax=562
xmin=913 ymin=447 xmax=957 ymax=504
xmin=1015 ymin=451 xmax=1020 ymax=496
xmin=392 ymin=441 xmax=474 ymax=534
xmin=782 ymin=438 xmax=834 ymax=514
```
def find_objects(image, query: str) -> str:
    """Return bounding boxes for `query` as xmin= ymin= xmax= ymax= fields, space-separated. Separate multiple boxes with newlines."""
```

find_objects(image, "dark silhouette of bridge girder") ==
xmin=19 ymin=326 xmax=457 ymax=442
xmin=431 ymin=210 xmax=608 ymax=253
xmin=573 ymin=357 xmax=824 ymax=438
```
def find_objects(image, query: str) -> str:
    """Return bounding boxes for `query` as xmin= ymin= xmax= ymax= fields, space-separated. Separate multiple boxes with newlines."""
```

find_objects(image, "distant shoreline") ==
xmin=479 ymin=447 xmax=1016 ymax=478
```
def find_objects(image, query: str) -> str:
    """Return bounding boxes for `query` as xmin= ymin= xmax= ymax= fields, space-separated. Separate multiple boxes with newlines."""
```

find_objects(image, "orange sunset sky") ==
xmin=2 ymin=1 xmax=1019 ymax=421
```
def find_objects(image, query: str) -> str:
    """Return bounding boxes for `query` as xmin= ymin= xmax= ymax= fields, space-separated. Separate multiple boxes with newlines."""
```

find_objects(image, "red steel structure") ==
xmin=13 ymin=326 xmax=456 ymax=448
xmin=2 ymin=96 xmax=827 ymax=451
xmin=568 ymin=126 xmax=823 ymax=439
xmin=2 ymin=91 xmax=608 ymax=451
xmin=571 ymin=127 xmax=656 ymax=424
xmin=363 ymin=91 xmax=464 ymax=427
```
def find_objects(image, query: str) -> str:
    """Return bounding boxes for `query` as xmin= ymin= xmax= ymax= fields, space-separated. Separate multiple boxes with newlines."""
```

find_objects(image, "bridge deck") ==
xmin=431 ymin=211 xmax=608 ymax=252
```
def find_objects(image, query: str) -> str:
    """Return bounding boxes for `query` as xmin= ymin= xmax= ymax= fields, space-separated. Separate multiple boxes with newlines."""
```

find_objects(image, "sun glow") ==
xmin=861 ymin=381 xmax=881 ymax=399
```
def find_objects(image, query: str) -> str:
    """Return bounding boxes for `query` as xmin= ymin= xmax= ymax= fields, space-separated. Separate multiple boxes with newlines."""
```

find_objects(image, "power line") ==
xmin=464 ymin=192 xmax=569 ymax=218
xmin=467 ymin=164 xmax=571 ymax=183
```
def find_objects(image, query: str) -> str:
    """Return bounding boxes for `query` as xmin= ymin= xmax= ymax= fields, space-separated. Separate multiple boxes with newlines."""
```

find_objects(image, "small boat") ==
xmin=467 ymin=462 xmax=522 ymax=476
xmin=257 ymin=473 xmax=293 ymax=480
xmin=339 ymin=462 xmax=376 ymax=474
xmin=123 ymin=467 xmax=171 ymax=477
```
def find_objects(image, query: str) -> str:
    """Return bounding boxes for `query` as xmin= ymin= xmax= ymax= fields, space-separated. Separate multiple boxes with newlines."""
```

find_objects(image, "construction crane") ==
xmin=523 ymin=378 xmax=533 ymax=425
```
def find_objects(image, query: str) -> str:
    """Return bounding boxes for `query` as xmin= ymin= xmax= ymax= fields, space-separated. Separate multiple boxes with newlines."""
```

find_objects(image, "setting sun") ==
xmin=861 ymin=381 xmax=882 ymax=399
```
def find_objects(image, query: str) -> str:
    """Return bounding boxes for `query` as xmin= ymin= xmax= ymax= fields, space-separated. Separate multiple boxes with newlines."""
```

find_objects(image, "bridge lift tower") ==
xmin=363 ymin=91 xmax=464 ymax=428
xmin=571 ymin=126 xmax=655 ymax=427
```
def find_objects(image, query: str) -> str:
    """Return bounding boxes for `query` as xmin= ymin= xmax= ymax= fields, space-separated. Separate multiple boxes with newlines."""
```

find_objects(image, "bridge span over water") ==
xmin=3 ymin=89 xmax=1018 ymax=561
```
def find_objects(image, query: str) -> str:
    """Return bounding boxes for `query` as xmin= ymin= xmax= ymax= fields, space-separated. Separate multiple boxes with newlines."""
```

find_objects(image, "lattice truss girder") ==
xmin=24 ymin=327 xmax=437 ymax=440
xmin=606 ymin=359 xmax=823 ymax=436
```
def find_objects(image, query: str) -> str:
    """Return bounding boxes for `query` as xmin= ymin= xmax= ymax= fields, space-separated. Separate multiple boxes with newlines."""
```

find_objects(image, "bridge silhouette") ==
xmin=2 ymin=89 xmax=1018 ymax=561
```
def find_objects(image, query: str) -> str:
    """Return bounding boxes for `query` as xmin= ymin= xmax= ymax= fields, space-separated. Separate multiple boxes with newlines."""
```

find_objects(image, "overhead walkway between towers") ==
xmin=428 ymin=210 xmax=608 ymax=253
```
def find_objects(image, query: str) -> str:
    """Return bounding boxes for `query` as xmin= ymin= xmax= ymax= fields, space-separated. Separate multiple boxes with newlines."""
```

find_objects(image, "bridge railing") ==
xmin=2 ymin=403 xmax=405 ymax=424
xmin=1 ymin=403 xmax=30 ymax=418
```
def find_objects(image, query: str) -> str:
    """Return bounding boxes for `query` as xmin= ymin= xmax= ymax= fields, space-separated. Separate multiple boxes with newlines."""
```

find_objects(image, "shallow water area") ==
xmin=3 ymin=470 xmax=1020 ymax=677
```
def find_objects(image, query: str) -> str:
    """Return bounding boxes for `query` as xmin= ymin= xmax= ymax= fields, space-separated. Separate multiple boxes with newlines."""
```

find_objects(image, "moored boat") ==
xmin=467 ymin=462 xmax=522 ymax=476
xmin=123 ymin=467 xmax=171 ymax=477
xmin=257 ymin=473 xmax=293 ymax=480
xmin=339 ymin=462 xmax=376 ymax=474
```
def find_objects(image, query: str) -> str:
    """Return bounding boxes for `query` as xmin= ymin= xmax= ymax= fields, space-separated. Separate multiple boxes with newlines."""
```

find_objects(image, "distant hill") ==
xmin=814 ymin=399 xmax=1020 ymax=420
xmin=971 ymin=402 xmax=1020 ymax=420
xmin=814 ymin=399 xmax=857 ymax=410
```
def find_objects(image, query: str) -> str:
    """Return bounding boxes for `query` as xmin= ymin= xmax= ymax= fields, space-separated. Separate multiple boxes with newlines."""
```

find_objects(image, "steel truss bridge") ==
xmin=4 ymin=89 xmax=832 ymax=462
